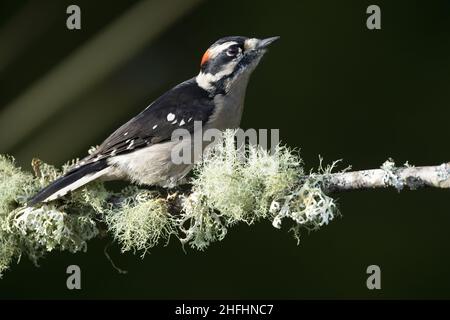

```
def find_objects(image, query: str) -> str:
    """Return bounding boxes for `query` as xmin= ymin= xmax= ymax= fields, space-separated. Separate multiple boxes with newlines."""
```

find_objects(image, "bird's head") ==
xmin=196 ymin=36 xmax=279 ymax=94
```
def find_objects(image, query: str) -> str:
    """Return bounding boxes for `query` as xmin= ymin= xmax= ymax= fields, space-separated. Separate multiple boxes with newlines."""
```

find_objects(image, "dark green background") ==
xmin=0 ymin=0 xmax=449 ymax=299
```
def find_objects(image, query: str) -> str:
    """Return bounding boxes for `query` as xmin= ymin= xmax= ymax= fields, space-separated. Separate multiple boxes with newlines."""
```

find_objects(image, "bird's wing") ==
xmin=76 ymin=78 xmax=214 ymax=166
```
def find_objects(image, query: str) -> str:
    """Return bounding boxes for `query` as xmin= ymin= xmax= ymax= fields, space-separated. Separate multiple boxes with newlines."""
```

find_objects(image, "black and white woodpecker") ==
xmin=28 ymin=36 xmax=279 ymax=205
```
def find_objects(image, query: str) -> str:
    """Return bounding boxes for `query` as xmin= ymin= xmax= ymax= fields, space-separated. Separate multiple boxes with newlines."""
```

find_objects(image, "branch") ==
xmin=321 ymin=160 xmax=450 ymax=193
xmin=0 ymin=130 xmax=448 ymax=278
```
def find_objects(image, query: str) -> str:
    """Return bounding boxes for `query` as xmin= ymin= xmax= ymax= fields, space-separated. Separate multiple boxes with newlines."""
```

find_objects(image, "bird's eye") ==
xmin=226 ymin=46 xmax=240 ymax=57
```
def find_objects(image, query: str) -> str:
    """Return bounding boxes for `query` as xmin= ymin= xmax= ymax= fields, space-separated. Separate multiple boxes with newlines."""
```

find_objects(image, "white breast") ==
xmin=107 ymin=138 xmax=193 ymax=187
xmin=207 ymin=71 xmax=252 ymax=130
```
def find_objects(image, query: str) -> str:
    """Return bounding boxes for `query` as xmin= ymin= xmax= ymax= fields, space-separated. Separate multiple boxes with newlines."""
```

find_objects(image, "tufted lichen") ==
xmin=0 ymin=130 xmax=341 ymax=277
xmin=0 ymin=156 xmax=101 ymax=277
xmin=177 ymin=130 xmax=338 ymax=249
xmin=104 ymin=188 xmax=176 ymax=256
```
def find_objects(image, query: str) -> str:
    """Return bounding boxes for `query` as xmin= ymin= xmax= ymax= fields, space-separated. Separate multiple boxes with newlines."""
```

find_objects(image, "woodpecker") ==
xmin=28 ymin=36 xmax=279 ymax=205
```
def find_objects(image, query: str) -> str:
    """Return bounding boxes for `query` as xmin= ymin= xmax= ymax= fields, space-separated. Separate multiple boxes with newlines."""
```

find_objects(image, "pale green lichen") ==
xmin=381 ymin=158 xmax=403 ymax=191
xmin=178 ymin=191 xmax=228 ymax=251
xmin=104 ymin=189 xmax=175 ymax=256
xmin=11 ymin=206 xmax=98 ymax=263
xmin=270 ymin=178 xmax=338 ymax=244
xmin=0 ymin=155 xmax=37 ymax=214
xmin=0 ymin=156 xmax=100 ymax=277
xmin=0 ymin=234 xmax=17 ymax=277
xmin=195 ymin=132 xmax=301 ymax=222
xmin=270 ymin=158 xmax=341 ymax=244
xmin=0 ymin=155 xmax=38 ymax=276
xmin=0 ymin=130 xmax=340 ymax=277
xmin=177 ymin=130 xmax=337 ymax=250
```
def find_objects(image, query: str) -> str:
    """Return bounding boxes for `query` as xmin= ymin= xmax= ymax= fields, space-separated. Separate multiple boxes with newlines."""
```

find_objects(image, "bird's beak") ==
xmin=257 ymin=36 xmax=280 ymax=49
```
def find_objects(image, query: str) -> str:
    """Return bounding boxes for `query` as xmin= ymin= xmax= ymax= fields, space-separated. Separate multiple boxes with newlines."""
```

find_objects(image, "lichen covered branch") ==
xmin=322 ymin=160 xmax=450 ymax=193
xmin=0 ymin=130 xmax=448 ymax=278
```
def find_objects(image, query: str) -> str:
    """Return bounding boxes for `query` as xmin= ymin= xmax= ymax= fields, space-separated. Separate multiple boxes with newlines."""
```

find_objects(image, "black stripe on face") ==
xmin=201 ymin=43 xmax=242 ymax=75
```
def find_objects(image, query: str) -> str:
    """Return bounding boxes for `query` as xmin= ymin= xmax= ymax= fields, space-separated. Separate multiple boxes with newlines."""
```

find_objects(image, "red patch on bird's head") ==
xmin=200 ymin=49 xmax=210 ymax=67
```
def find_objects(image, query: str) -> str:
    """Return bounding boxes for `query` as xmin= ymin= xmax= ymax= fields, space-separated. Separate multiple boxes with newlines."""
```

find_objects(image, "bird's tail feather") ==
xmin=28 ymin=159 xmax=109 ymax=206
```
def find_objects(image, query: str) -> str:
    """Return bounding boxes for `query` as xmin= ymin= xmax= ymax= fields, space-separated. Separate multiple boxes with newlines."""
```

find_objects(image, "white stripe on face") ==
xmin=196 ymin=60 xmax=238 ymax=91
xmin=207 ymin=41 xmax=238 ymax=59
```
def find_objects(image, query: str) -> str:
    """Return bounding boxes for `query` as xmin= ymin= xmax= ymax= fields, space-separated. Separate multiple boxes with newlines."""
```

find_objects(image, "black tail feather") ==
xmin=28 ymin=159 xmax=108 ymax=206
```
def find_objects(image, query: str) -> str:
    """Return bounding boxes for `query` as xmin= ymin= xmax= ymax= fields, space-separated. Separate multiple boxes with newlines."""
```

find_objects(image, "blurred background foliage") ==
xmin=0 ymin=0 xmax=449 ymax=298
